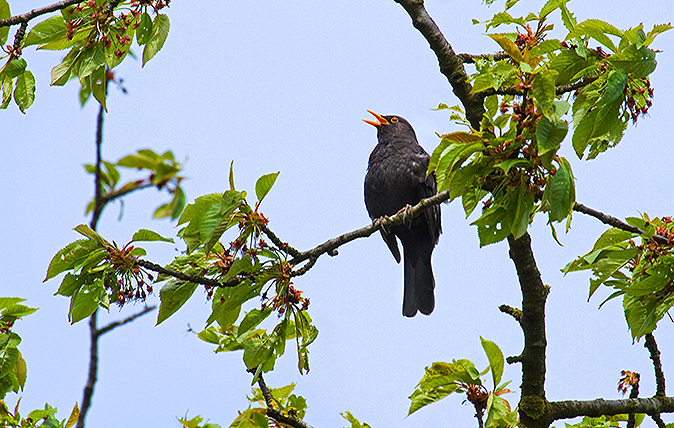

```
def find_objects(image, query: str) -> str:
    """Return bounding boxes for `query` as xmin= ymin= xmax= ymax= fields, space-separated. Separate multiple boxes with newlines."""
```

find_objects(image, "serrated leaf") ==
xmin=607 ymin=44 xmax=657 ymax=78
xmin=14 ymin=70 xmax=35 ymax=113
xmin=568 ymin=19 xmax=622 ymax=52
xmin=0 ymin=0 xmax=9 ymax=46
xmin=91 ymin=65 xmax=107 ymax=112
xmin=0 ymin=298 xmax=25 ymax=311
xmin=13 ymin=350 xmax=26 ymax=390
xmin=156 ymin=280 xmax=198 ymax=325
xmin=643 ymin=23 xmax=673 ymax=47
xmin=69 ymin=280 xmax=105 ymax=323
xmin=480 ymin=337 xmax=504 ymax=388
xmin=472 ymin=206 xmax=510 ymax=247
xmin=255 ymin=171 xmax=280 ymax=203
xmin=142 ymin=14 xmax=170 ymax=66
xmin=487 ymin=33 xmax=524 ymax=63
xmin=136 ymin=12 xmax=153 ymax=44
xmin=542 ymin=157 xmax=574 ymax=224
xmin=23 ymin=15 xmax=68 ymax=48
xmin=74 ymin=224 xmax=110 ymax=248
xmin=51 ymin=47 xmax=81 ymax=86
xmin=44 ymin=239 xmax=100 ymax=281
xmin=536 ymin=116 xmax=568 ymax=154
xmin=532 ymin=70 xmax=556 ymax=112
xmin=77 ymin=43 xmax=106 ymax=79
xmin=239 ymin=308 xmax=273 ymax=335
xmin=1 ymin=75 xmax=12 ymax=109
xmin=539 ymin=0 xmax=567 ymax=19
xmin=132 ymin=228 xmax=174 ymax=243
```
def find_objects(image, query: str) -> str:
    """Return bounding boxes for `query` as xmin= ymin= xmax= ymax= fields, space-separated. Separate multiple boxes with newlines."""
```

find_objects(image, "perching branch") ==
xmin=393 ymin=0 xmax=485 ymax=129
xmin=255 ymin=373 xmax=314 ymax=428
xmin=457 ymin=51 xmax=509 ymax=63
xmin=573 ymin=202 xmax=669 ymax=245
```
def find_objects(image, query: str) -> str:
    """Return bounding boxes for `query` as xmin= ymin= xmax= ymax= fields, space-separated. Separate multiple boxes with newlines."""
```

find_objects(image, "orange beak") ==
xmin=363 ymin=110 xmax=389 ymax=127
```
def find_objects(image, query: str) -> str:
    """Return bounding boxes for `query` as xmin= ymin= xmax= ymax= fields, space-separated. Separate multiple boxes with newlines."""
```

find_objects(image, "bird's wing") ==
xmin=410 ymin=152 xmax=442 ymax=242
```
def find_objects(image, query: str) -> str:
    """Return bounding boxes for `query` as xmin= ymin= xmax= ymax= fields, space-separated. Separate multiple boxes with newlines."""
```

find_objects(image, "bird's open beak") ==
xmin=363 ymin=110 xmax=389 ymax=127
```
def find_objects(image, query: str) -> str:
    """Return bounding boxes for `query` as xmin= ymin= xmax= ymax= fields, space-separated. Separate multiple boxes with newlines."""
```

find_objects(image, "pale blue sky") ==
xmin=2 ymin=1 xmax=674 ymax=427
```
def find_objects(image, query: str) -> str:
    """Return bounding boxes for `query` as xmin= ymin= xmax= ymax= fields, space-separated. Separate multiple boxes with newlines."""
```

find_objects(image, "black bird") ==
xmin=363 ymin=110 xmax=441 ymax=317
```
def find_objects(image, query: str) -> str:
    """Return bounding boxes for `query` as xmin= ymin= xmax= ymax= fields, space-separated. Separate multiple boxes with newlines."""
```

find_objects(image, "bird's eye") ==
xmin=391 ymin=117 xmax=399 ymax=123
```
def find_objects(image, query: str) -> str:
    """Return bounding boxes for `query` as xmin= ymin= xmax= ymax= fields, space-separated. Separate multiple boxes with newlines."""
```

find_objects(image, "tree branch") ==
xmin=549 ymin=397 xmax=674 ymax=421
xmin=255 ymin=373 xmax=314 ymax=428
xmin=645 ymin=333 xmax=666 ymax=397
xmin=573 ymin=202 xmax=669 ymax=245
xmin=393 ymin=0 xmax=485 ymax=129
xmin=627 ymin=373 xmax=640 ymax=428
xmin=76 ymin=311 xmax=98 ymax=428
xmin=0 ymin=0 xmax=84 ymax=27
xmin=457 ymin=51 xmax=509 ymax=63
xmin=97 ymin=305 xmax=156 ymax=336
xmin=507 ymin=233 xmax=549 ymax=428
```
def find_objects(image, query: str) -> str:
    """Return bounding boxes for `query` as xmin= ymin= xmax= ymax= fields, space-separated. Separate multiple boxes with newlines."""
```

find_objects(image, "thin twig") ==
xmin=457 ymin=51 xmax=509 ymax=63
xmin=255 ymin=373 xmax=314 ymax=428
xmin=97 ymin=305 xmax=156 ymax=336
xmin=573 ymin=202 xmax=669 ymax=244
xmin=0 ymin=0 xmax=84 ymax=27
xmin=261 ymin=224 xmax=301 ymax=257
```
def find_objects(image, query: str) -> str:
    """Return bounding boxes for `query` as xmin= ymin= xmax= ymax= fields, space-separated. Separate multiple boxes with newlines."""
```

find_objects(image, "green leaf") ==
xmin=44 ymin=239 xmax=100 ymax=281
xmin=142 ymin=14 xmax=170 ymax=66
xmin=239 ymin=308 xmax=273 ymax=335
xmin=23 ymin=15 xmax=68 ymax=48
xmin=13 ymin=70 xmax=35 ymax=113
xmin=643 ymin=23 xmax=673 ymax=47
xmin=157 ymin=280 xmax=198 ymax=325
xmin=539 ymin=0 xmax=567 ymax=20
xmin=1 ymin=75 xmax=12 ymax=109
xmin=472 ymin=206 xmax=510 ymax=247
xmin=532 ymin=70 xmax=556 ymax=112
xmin=136 ymin=12 xmax=153 ymax=44
xmin=132 ymin=229 xmax=174 ymax=243
xmin=51 ymin=47 xmax=81 ymax=86
xmin=1 ymin=59 xmax=27 ymax=79
xmin=568 ymin=19 xmax=622 ymax=52
xmin=2 ymin=304 xmax=38 ymax=319
xmin=536 ymin=116 xmax=568 ymax=154
xmin=487 ymin=33 xmax=524 ymax=63
xmin=607 ymin=44 xmax=657 ymax=78
xmin=480 ymin=337 xmax=504 ymax=388
xmin=0 ymin=0 xmax=9 ymax=45
xmin=13 ymin=351 xmax=26 ymax=390
xmin=544 ymin=157 xmax=575 ymax=223
xmin=91 ymin=65 xmax=107 ymax=112
xmin=69 ymin=280 xmax=105 ymax=323
xmin=255 ymin=171 xmax=280 ymax=203
xmin=77 ymin=43 xmax=106 ymax=80
xmin=549 ymin=49 xmax=595 ymax=86
xmin=74 ymin=224 xmax=110 ymax=248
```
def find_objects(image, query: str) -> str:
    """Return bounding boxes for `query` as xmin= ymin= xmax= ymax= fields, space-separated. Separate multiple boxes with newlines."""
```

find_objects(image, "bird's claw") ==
xmin=399 ymin=204 xmax=414 ymax=226
xmin=375 ymin=216 xmax=392 ymax=234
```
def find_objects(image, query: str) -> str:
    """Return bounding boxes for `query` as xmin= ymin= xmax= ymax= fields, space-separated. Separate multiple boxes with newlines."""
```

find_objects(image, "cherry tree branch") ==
xmin=0 ymin=0 xmax=84 ymax=27
xmin=550 ymin=397 xmax=674 ymax=421
xmin=645 ymin=333 xmax=667 ymax=397
xmin=255 ymin=373 xmax=314 ymax=428
xmin=393 ymin=0 xmax=485 ymax=129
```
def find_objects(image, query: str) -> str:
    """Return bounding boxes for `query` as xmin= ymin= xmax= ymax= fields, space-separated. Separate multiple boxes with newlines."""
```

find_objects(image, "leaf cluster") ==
xmin=0 ymin=0 xmax=171 ymax=112
xmin=0 ymin=298 xmax=79 ymax=428
xmin=408 ymin=338 xmax=516 ymax=427
xmin=225 ymin=383 xmax=308 ymax=428
xmin=84 ymin=148 xmax=186 ymax=220
xmin=564 ymin=215 xmax=674 ymax=341
xmin=430 ymin=0 xmax=670 ymax=246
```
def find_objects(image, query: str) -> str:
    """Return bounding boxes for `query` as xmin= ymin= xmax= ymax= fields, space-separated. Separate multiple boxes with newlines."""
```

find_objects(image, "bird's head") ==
xmin=363 ymin=110 xmax=418 ymax=143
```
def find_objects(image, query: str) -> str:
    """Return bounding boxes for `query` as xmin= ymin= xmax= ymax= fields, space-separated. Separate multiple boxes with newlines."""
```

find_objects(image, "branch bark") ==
xmin=393 ymin=0 xmax=485 ymax=129
xmin=0 ymin=0 xmax=84 ymax=27
xmin=550 ymin=397 xmax=674 ymax=421
xmin=255 ymin=373 xmax=314 ymax=428
xmin=507 ymin=233 xmax=549 ymax=428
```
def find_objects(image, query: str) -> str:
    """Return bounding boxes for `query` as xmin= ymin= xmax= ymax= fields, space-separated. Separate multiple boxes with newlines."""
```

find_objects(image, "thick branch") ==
xmin=507 ymin=233 xmax=548 ymax=427
xmin=256 ymin=373 xmax=314 ymax=428
xmin=0 ymin=0 xmax=84 ymax=27
xmin=393 ymin=0 xmax=485 ymax=129
xmin=550 ymin=397 xmax=674 ymax=421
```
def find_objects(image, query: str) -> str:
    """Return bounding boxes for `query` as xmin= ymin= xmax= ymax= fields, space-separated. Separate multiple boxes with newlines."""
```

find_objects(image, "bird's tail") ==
xmin=402 ymin=241 xmax=435 ymax=317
